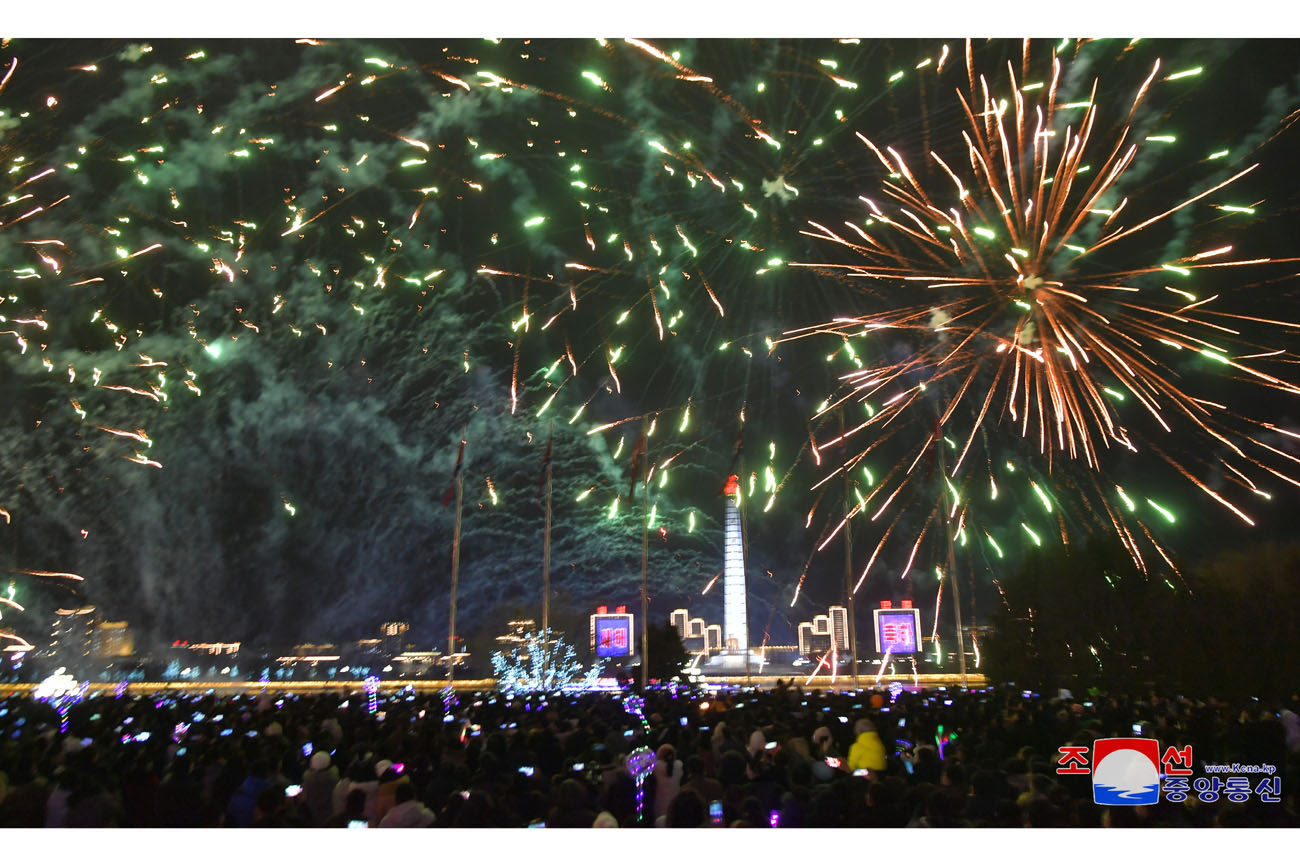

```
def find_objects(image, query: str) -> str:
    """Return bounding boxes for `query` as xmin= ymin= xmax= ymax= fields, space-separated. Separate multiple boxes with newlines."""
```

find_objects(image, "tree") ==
xmin=982 ymin=536 xmax=1192 ymax=694
xmin=982 ymin=536 xmax=1300 ymax=700
xmin=633 ymin=618 xmax=689 ymax=684
xmin=1188 ymin=541 xmax=1300 ymax=701
xmin=490 ymin=628 xmax=600 ymax=693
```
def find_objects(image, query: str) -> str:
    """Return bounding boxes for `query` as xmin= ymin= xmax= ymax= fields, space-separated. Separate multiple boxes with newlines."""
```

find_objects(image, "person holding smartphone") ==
xmin=810 ymin=726 xmax=843 ymax=783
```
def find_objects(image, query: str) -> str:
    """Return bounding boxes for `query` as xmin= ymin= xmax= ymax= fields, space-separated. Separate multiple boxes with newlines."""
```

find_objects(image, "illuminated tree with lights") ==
xmin=490 ymin=629 xmax=602 ymax=693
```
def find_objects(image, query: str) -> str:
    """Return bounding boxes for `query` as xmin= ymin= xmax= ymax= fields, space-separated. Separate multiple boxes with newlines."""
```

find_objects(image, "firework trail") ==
xmin=0 ymin=45 xmax=199 ymax=648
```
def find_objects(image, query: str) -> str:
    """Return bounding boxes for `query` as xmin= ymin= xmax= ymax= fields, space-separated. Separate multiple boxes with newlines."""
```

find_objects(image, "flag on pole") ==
xmin=626 ymin=432 xmax=647 ymax=502
xmin=442 ymin=439 xmax=465 ymax=508
xmin=537 ymin=433 xmax=553 ymax=500
xmin=728 ymin=427 xmax=744 ymax=477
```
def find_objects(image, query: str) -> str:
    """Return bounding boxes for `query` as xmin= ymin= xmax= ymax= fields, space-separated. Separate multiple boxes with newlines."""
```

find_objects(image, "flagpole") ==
xmin=448 ymin=426 xmax=466 ymax=685
xmin=841 ymin=408 xmax=859 ymax=690
xmin=639 ymin=471 xmax=650 ymax=692
xmin=936 ymin=439 xmax=969 ymax=688
xmin=740 ymin=447 xmax=751 ymax=684
xmin=542 ymin=426 xmax=553 ymax=639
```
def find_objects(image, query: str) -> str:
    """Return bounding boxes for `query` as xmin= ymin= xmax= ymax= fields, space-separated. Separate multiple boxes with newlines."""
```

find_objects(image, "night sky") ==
xmin=3 ymin=37 xmax=1299 ymax=653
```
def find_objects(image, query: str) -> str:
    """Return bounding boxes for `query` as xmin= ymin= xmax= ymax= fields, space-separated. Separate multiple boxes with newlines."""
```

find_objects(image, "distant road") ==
xmin=2 ymin=672 xmax=988 ymax=695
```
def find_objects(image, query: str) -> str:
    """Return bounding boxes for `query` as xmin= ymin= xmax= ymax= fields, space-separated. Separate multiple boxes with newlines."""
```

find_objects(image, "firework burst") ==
xmin=783 ymin=40 xmax=1300 ymax=623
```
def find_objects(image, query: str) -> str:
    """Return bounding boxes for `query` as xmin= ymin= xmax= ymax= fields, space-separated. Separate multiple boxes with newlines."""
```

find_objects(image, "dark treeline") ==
xmin=982 ymin=539 xmax=1300 ymax=701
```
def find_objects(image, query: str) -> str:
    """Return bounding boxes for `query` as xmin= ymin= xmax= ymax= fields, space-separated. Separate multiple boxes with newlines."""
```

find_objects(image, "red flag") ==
xmin=442 ymin=439 xmax=465 ymax=508
xmin=626 ymin=433 xmax=647 ymax=502
xmin=728 ymin=428 xmax=744 ymax=477
xmin=721 ymin=427 xmax=745 ymax=495
xmin=537 ymin=434 xmax=553 ymax=500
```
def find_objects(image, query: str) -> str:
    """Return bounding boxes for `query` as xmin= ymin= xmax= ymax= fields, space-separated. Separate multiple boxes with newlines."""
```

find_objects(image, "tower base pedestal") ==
xmin=706 ymin=650 xmax=765 ymax=672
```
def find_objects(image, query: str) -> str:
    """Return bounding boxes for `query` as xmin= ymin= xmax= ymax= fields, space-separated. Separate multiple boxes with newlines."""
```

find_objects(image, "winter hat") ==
xmin=310 ymin=752 xmax=331 ymax=772
xmin=592 ymin=811 xmax=619 ymax=828
xmin=374 ymin=759 xmax=393 ymax=778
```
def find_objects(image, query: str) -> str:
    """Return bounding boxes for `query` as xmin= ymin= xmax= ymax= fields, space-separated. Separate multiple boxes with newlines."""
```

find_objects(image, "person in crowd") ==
xmin=664 ymin=790 xmax=705 ymax=827
xmin=157 ymin=754 xmax=203 ymax=827
xmin=848 ymin=718 xmax=887 ymax=773
xmin=252 ymin=786 xmax=289 ymax=828
xmin=226 ymin=759 xmax=270 ymax=828
xmin=378 ymin=782 xmax=436 ymax=827
xmin=651 ymin=743 xmax=683 ymax=821
xmin=302 ymin=750 xmax=339 ymax=825
xmin=373 ymin=761 xmax=410 ymax=825
xmin=331 ymin=756 xmax=361 ymax=818
xmin=349 ymin=760 xmax=381 ymax=822
xmin=325 ymin=787 xmax=370 ymax=828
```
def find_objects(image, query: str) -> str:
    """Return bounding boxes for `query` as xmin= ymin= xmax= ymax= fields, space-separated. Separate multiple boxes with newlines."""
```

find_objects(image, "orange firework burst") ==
xmin=784 ymin=39 xmax=1300 ymax=594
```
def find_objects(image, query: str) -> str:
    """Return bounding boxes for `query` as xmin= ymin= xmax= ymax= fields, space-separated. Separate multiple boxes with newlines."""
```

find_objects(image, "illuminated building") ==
xmin=275 ymin=654 xmax=341 ymax=665
xmin=48 ymin=606 xmax=97 ymax=665
xmin=393 ymin=650 xmax=443 ymax=672
xmin=496 ymin=619 xmax=553 ymax=662
xmin=351 ymin=638 xmax=383 ymax=658
xmin=91 ymin=621 xmax=134 ymax=659
xmin=497 ymin=619 xmax=537 ymax=648
xmin=670 ymin=608 xmax=722 ymax=654
xmin=797 ymin=606 xmax=850 ymax=658
xmin=177 ymin=641 xmax=241 ymax=656
xmin=293 ymin=643 xmax=339 ymax=657
xmin=380 ymin=622 xmax=409 ymax=657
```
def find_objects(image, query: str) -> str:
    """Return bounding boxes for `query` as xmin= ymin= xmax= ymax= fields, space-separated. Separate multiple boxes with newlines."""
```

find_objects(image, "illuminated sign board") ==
xmin=591 ymin=613 xmax=634 ymax=658
xmin=873 ymin=608 xmax=922 ymax=654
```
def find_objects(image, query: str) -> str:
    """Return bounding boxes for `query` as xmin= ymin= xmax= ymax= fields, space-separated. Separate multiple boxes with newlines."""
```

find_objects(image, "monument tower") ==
xmin=720 ymin=474 xmax=751 ymax=670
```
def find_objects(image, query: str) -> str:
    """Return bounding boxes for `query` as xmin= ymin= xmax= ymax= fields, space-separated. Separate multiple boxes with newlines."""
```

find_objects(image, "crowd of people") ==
xmin=1 ymin=681 xmax=1297 ymax=827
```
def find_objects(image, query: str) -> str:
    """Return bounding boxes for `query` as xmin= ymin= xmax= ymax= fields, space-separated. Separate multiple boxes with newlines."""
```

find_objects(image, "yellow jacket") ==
xmin=848 ymin=730 xmax=887 ymax=772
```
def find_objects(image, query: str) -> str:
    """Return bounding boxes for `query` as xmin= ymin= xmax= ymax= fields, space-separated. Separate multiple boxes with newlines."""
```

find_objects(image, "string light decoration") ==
xmin=490 ymin=629 xmax=602 ymax=694
xmin=625 ymin=746 xmax=657 ymax=824
xmin=623 ymin=694 xmax=650 ymax=734
xmin=34 ymin=670 xmax=88 ymax=733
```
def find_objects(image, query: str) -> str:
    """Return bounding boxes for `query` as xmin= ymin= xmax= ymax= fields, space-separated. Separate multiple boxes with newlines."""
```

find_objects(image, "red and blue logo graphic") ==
xmin=1091 ymin=738 xmax=1161 ymax=806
